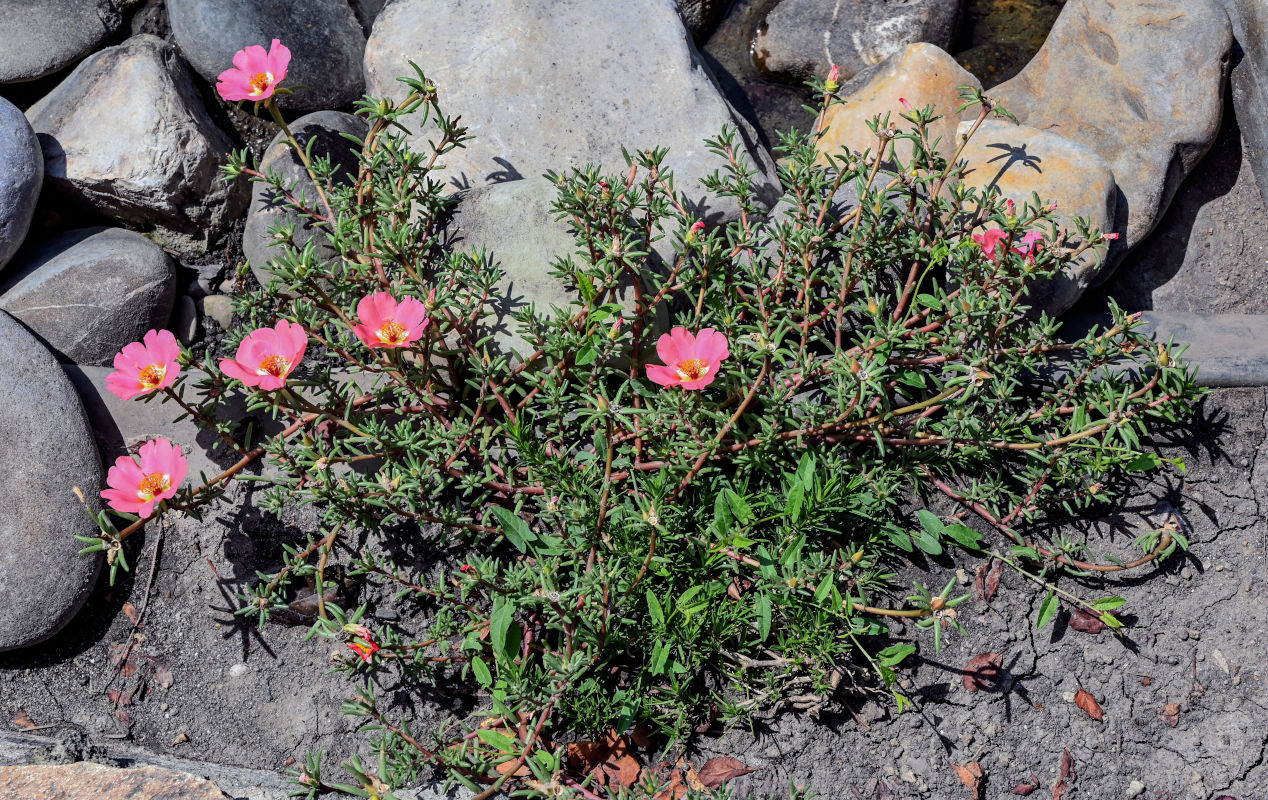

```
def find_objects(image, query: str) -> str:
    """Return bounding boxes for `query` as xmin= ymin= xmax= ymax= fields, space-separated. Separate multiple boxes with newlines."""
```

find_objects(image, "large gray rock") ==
xmin=0 ymin=311 xmax=102 ymax=651
xmin=0 ymin=228 xmax=176 ymax=365
xmin=753 ymin=0 xmax=963 ymax=84
xmin=992 ymin=0 xmax=1232 ymax=262
xmin=364 ymin=0 xmax=778 ymax=220
xmin=448 ymin=177 xmax=668 ymax=359
xmin=956 ymin=119 xmax=1117 ymax=316
xmin=1224 ymin=0 xmax=1268 ymax=210
xmin=676 ymin=0 xmax=729 ymax=41
xmin=0 ymin=97 xmax=41 ymax=272
xmin=0 ymin=0 xmax=125 ymax=83
xmin=26 ymin=35 xmax=247 ymax=251
xmin=168 ymin=0 xmax=366 ymax=114
xmin=243 ymin=111 xmax=368 ymax=285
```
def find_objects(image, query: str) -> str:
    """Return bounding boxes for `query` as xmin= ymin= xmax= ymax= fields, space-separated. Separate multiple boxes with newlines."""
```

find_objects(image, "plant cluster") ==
xmin=77 ymin=50 xmax=1201 ymax=800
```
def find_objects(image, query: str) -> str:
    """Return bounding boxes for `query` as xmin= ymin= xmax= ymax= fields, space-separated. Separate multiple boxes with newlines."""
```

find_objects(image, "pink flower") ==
xmin=1104 ymin=232 xmax=1120 ymax=240
xmin=646 ymin=327 xmax=730 ymax=390
xmin=825 ymin=64 xmax=840 ymax=92
xmin=972 ymin=228 xmax=1010 ymax=261
xmin=216 ymin=39 xmax=291 ymax=102
xmin=898 ymin=96 xmax=911 ymax=110
xmin=352 ymin=292 xmax=429 ymax=349
xmin=105 ymin=329 xmax=180 ymax=400
xmin=219 ymin=319 xmax=307 ymax=390
xmin=101 ymin=438 xmax=188 ymax=519
xmin=1014 ymin=230 xmax=1044 ymax=260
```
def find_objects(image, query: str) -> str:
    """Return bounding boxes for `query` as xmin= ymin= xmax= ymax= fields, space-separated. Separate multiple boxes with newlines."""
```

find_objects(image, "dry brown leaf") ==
xmin=652 ymin=768 xmax=688 ymax=800
xmin=1159 ymin=702 xmax=1182 ymax=727
xmin=122 ymin=602 xmax=140 ymax=624
xmin=975 ymin=558 xmax=1003 ymax=602
xmin=1011 ymin=777 xmax=1038 ymax=795
xmin=169 ymin=732 xmax=189 ymax=747
xmin=684 ymin=761 xmax=707 ymax=792
xmin=963 ymin=652 xmax=1003 ymax=692
xmin=1074 ymin=688 xmax=1104 ymax=721
xmin=952 ymin=761 xmax=985 ymax=800
xmin=153 ymin=662 xmax=174 ymax=689
xmin=493 ymin=758 xmax=530 ymax=778
xmin=1068 ymin=609 xmax=1106 ymax=635
xmin=11 ymin=710 xmax=36 ymax=730
xmin=603 ymin=752 xmax=642 ymax=788
xmin=697 ymin=757 xmax=755 ymax=789
xmin=1052 ymin=779 xmax=1068 ymax=800
xmin=1059 ymin=749 xmax=1075 ymax=780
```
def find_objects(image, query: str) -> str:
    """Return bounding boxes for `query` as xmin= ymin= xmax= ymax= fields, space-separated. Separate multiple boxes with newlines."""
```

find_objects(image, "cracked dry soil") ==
xmin=0 ymin=387 xmax=1265 ymax=800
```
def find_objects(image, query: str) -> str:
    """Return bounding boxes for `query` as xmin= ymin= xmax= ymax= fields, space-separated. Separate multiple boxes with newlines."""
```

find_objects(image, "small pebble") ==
xmin=1062 ymin=691 xmax=1076 ymax=702
xmin=228 ymin=662 xmax=249 ymax=678
xmin=200 ymin=294 xmax=235 ymax=329
xmin=1181 ymin=567 xmax=1193 ymax=581
xmin=983 ymin=721 xmax=997 ymax=737
xmin=1215 ymin=565 xmax=1224 ymax=571
xmin=1126 ymin=780 xmax=1145 ymax=797
xmin=174 ymin=295 xmax=198 ymax=345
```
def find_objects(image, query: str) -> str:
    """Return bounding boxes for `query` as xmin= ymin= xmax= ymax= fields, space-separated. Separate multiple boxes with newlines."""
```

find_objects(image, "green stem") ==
xmin=265 ymin=98 xmax=333 ymax=221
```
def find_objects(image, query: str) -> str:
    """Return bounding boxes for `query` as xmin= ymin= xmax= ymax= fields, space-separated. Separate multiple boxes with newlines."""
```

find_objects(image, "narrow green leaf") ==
xmin=476 ymin=729 xmax=519 ymax=752
xmin=646 ymin=590 xmax=665 ymax=627
xmin=1090 ymin=596 xmax=1126 ymax=611
xmin=1037 ymin=590 xmax=1058 ymax=628
xmin=490 ymin=600 xmax=514 ymax=661
xmin=755 ymin=594 xmax=772 ymax=641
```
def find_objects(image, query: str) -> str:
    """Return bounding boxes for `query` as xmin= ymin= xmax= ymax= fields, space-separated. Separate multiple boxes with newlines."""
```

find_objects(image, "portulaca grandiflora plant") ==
xmin=75 ymin=43 xmax=1201 ymax=800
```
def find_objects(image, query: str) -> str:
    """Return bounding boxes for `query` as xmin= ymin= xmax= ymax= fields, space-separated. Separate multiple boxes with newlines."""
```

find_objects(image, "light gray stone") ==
xmin=364 ymin=0 xmax=778 ymax=220
xmin=0 ymin=311 xmax=102 ymax=651
xmin=753 ymin=0 xmax=963 ymax=84
xmin=0 ymin=228 xmax=176 ymax=365
xmin=174 ymin=295 xmax=198 ymax=345
xmin=0 ymin=97 xmax=41 ymax=273
xmin=992 ymin=0 xmax=1233 ymax=261
xmin=168 ymin=0 xmax=366 ymax=114
xmin=242 ymin=111 xmax=368 ymax=285
xmin=956 ymin=119 xmax=1117 ymax=315
xmin=26 ymin=35 xmax=247 ymax=251
xmin=448 ymin=177 xmax=669 ymax=359
xmin=0 ymin=0 xmax=125 ymax=83
xmin=200 ymin=294 xmax=235 ymax=329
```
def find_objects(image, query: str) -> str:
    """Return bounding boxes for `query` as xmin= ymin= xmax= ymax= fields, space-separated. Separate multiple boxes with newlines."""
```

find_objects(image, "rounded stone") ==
xmin=0 ymin=311 xmax=103 ymax=651
xmin=25 ymin=35 xmax=247 ymax=252
xmin=0 ymin=228 xmax=177 ymax=365
xmin=168 ymin=0 xmax=366 ymax=113
xmin=0 ymin=96 xmax=42 ymax=272
xmin=0 ymin=0 xmax=125 ymax=83
xmin=242 ymin=111 xmax=368 ymax=285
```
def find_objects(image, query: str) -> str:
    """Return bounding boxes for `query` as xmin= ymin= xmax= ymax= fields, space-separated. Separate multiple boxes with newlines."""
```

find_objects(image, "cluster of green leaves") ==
xmin=83 ymin=67 xmax=1201 ymax=800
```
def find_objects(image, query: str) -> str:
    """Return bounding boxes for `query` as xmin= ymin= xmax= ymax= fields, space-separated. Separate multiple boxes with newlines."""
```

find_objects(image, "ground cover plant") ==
xmin=76 ymin=43 xmax=1202 ymax=800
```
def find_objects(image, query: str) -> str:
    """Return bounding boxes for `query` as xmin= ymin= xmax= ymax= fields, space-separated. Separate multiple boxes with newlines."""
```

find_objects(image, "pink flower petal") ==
xmin=266 ymin=39 xmax=291 ymax=84
xmin=646 ymin=364 xmax=681 ymax=387
xmin=356 ymin=293 xmax=387 ymax=330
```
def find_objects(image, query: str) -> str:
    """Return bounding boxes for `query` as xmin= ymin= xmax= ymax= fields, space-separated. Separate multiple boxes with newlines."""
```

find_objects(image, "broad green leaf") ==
xmin=755 ymin=594 xmax=772 ymax=641
xmin=471 ymin=657 xmax=492 ymax=687
xmin=876 ymin=643 xmax=916 ymax=667
xmin=646 ymin=590 xmax=665 ymax=627
xmin=490 ymin=600 xmax=515 ymax=662
xmin=1090 ymin=596 xmax=1126 ymax=611
xmin=1125 ymin=453 xmax=1160 ymax=472
xmin=942 ymin=523 xmax=984 ymax=551
xmin=490 ymin=507 xmax=537 ymax=553
xmin=476 ymin=729 xmax=519 ymax=752
xmin=911 ymin=527 xmax=942 ymax=556
xmin=917 ymin=509 xmax=945 ymax=535
xmin=887 ymin=529 xmax=914 ymax=553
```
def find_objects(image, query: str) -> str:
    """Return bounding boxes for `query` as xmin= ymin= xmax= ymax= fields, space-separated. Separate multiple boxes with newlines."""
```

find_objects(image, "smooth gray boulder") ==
xmin=753 ymin=0 xmax=963 ymax=84
xmin=0 ymin=311 xmax=102 ymax=651
xmin=0 ymin=97 xmax=41 ymax=273
xmin=0 ymin=228 xmax=177 ymax=365
xmin=26 ymin=35 xmax=247 ymax=251
xmin=447 ymin=177 xmax=669 ymax=359
xmin=364 ymin=0 xmax=778 ymax=221
xmin=1224 ymin=0 xmax=1268 ymax=210
xmin=168 ymin=0 xmax=366 ymax=113
xmin=242 ymin=111 xmax=368 ymax=285
xmin=991 ymin=0 xmax=1232 ymax=262
xmin=0 ymin=0 xmax=125 ymax=83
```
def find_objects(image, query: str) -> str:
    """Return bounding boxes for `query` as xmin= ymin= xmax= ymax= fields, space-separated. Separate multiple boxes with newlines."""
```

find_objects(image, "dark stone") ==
xmin=0 ymin=97 xmax=41 ymax=272
xmin=168 ymin=0 xmax=366 ymax=113
xmin=0 ymin=311 xmax=102 ymax=652
xmin=0 ymin=0 xmax=124 ymax=83
xmin=0 ymin=228 xmax=176 ymax=365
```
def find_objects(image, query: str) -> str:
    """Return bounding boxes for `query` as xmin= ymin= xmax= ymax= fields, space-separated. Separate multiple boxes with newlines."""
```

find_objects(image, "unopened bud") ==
xmin=930 ymin=596 xmax=946 ymax=611
xmin=686 ymin=220 xmax=705 ymax=243
xmin=608 ymin=314 xmax=623 ymax=340
xmin=867 ymin=299 xmax=879 ymax=315
xmin=851 ymin=550 xmax=864 ymax=563
xmin=1158 ymin=344 xmax=1170 ymax=367
xmin=898 ymin=96 xmax=911 ymax=110
xmin=824 ymin=64 xmax=840 ymax=93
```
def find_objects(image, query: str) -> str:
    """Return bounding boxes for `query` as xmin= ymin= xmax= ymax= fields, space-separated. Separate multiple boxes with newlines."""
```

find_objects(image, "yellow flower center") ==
xmin=138 ymin=472 xmax=171 ymax=501
xmin=257 ymin=354 xmax=291 ymax=377
xmin=377 ymin=321 xmax=408 ymax=345
xmin=248 ymin=71 xmax=274 ymax=96
xmin=137 ymin=364 xmax=166 ymax=390
xmin=676 ymin=358 xmax=709 ymax=381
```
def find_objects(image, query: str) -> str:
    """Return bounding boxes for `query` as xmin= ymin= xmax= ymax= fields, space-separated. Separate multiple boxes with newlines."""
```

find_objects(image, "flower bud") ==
xmin=824 ymin=64 xmax=840 ymax=93
xmin=686 ymin=220 xmax=705 ymax=243
xmin=608 ymin=314 xmax=623 ymax=341
xmin=930 ymin=596 xmax=946 ymax=611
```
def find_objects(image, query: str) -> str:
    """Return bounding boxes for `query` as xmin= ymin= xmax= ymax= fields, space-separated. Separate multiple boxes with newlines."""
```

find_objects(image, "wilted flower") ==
xmin=101 ymin=438 xmax=188 ymax=519
xmin=105 ymin=329 xmax=180 ymax=400
xmin=219 ymin=319 xmax=307 ymax=390
xmin=972 ymin=228 xmax=1010 ymax=261
xmin=646 ymin=327 xmax=730 ymax=390
xmin=216 ymin=39 xmax=291 ymax=102
xmin=352 ymin=291 xmax=429 ymax=349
